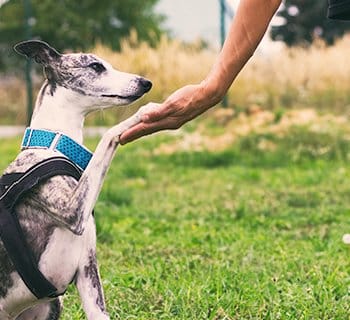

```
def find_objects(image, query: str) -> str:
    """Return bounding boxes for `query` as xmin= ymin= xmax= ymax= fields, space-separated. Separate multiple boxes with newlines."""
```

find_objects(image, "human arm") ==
xmin=120 ymin=0 xmax=282 ymax=144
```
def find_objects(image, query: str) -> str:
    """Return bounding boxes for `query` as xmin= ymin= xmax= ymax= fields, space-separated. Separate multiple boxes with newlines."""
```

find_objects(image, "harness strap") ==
xmin=0 ymin=173 xmax=23 ymax=186
xmin=0 ymin=157 xmax=82 ymax=299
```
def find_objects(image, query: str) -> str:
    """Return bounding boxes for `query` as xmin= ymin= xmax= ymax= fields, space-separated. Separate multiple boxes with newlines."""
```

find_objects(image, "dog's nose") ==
xmin=139 ymin=78 xmax=152 ymax=92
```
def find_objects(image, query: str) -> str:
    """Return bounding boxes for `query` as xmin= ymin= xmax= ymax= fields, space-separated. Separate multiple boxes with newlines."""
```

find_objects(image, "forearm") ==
xmin=201 ymin=0 xmax=282 ymax=106
xmin=119 ymin=0 xmax=282 ymax=144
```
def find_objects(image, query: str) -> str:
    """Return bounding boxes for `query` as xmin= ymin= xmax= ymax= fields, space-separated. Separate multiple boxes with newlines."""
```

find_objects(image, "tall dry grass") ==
xmin=0 ymin=76 xmax=28 ymax=124
xmin=89 ymin=32 xmax=215 ymax=124
xmin=1 ymin=33 xmax=350 ymax=125
xmin=231 ymin=36 xmax=350 ymax=113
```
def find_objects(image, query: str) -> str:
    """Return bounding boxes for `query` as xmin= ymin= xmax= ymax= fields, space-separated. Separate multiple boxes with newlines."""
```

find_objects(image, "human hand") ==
xmin=120 ymin=84 xmax=215 ymax=144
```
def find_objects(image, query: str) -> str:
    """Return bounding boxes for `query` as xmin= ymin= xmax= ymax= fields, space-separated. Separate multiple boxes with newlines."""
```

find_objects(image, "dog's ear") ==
xmin=14 ymin=40 xmax=61 ymax=66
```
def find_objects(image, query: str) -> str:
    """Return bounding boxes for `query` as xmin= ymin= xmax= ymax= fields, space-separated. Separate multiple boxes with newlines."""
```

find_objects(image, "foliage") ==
xmin=0 ymin=121 xmax=349 ymax=319
xmin=271 ymin=0 xmax=350 ymax=46
xmin=0 ymin=0 xmax=165 ymax=70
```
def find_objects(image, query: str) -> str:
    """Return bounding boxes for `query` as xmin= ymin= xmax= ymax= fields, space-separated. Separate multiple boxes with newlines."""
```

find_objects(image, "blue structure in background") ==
xmin=219 ymin=0 xmax=234 ymax=107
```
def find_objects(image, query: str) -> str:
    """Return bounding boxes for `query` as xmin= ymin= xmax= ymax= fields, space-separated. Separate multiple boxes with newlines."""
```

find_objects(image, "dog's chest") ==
xmin=0 ymin=150 xmax=86 ymax=299
xmin=3 ymin=149 xmax=81 ymax=252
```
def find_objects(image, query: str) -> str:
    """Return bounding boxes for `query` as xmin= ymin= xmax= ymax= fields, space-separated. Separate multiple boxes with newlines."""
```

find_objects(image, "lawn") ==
xmin=0 ymin=119 xmax=349 ymax=319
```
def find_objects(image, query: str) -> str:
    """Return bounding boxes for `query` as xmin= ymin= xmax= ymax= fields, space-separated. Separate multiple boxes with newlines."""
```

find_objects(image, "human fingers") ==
xmin=119 ymin=102 xmax=170 ymax=144
xmin=119 ymin=114 xmax=182 ymax=144
xmin=119 ymin=122 xmax=149 ymax=144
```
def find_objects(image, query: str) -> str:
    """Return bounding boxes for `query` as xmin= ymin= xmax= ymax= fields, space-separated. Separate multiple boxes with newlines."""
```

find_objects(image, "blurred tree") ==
xmin=271 ymin=0 xmax=350 ymax=46
xmin=0 ymin=0 xmax=165 ymax=70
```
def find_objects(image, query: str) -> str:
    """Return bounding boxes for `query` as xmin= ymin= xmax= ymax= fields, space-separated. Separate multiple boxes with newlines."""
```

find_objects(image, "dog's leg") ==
xmin=76 ymin=217 xmax=109 ymax=320
xmin=66 ymin=112 xmax=143 ymax=234
xmin=29 ymin=111 xmax=144 ymax=235
xmin=29 ymin=106 xmax=154 ymax=235
xmin=15 ymin=298 xmax=62 ymax=320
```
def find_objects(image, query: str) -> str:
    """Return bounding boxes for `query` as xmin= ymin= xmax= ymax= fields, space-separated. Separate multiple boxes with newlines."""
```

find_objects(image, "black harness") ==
xmin=0 ymin=157 xmax=82 ymax=299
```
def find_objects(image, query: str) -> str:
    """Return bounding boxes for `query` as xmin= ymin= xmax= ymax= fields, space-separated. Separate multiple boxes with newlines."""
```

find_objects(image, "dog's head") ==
xmin=14 ymin=40 xmax=152 ymax=111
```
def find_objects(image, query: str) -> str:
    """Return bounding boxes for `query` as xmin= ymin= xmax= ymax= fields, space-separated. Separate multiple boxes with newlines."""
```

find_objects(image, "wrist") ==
xmin=199 ymin=78 xmax=226 ymax=107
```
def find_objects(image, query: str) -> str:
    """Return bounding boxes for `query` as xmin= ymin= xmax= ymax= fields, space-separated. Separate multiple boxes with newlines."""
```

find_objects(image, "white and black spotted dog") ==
xmin=0 ymin=40 xmax=153 ymax=320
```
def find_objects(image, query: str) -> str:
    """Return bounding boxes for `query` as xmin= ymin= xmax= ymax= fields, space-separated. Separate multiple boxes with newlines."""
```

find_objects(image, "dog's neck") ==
xmin=30 ymin=82 xmax=88 ymax=144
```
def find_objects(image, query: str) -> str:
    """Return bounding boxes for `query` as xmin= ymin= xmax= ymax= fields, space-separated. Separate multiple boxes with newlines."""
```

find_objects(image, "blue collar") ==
xmin=21 ymin=128 xmax=93 ymax=170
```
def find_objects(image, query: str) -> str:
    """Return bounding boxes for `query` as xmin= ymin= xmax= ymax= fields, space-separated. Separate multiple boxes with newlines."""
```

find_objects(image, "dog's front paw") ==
xmin=107 ymin=113 xmax=143 ymax=140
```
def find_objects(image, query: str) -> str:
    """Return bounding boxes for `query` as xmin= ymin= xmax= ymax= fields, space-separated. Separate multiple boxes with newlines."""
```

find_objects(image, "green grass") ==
xmin=0 ymin=126 xmax=349 ymax=319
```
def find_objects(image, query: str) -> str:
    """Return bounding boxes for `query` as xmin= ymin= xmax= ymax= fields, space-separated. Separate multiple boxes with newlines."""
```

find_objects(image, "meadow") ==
xmin=1 ymin=34 xmax=350 ymax=319
xmin=0 ymin=109 xmax=350 ymax=319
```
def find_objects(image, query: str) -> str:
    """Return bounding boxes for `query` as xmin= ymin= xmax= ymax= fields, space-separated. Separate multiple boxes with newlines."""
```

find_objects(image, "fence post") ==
xmin=219 ymin=0 xmax=226 ymax=47
xmin=219 ymin=0 xmax=228 ymax=107
xmin=23 ymin=0 xmax=33 ymax=126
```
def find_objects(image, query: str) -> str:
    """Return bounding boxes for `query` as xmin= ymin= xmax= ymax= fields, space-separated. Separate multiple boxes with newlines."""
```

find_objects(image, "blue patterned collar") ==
xmin=21 ymin=128 xmax=93 ymax=170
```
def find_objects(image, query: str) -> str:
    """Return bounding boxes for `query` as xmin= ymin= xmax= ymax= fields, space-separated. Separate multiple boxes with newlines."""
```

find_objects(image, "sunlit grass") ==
xmin=0 ymin=119 xmax=349 ymax=319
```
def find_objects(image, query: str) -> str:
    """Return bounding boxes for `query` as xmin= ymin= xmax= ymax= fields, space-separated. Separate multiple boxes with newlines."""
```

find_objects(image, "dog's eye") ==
xmin=88 ymin=62 xmax=106 ymax=73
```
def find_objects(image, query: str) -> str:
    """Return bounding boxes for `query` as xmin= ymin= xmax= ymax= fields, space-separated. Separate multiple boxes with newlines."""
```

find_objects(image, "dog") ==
xmin=0 ymin=40 xmax=152 ymax=320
